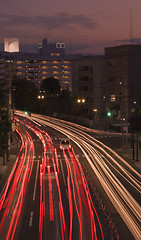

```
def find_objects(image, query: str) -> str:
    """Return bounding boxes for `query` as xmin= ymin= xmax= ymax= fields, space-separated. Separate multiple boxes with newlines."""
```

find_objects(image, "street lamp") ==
xmin=77 ymin=98 xmax=86 ymax=103
xmin=38 ymin=94 xmax=45 ymax=114
xmin=77 ymin=98 xmax=95 ymax=123
xmin=38 ymin=95 xmax=44 ymax=99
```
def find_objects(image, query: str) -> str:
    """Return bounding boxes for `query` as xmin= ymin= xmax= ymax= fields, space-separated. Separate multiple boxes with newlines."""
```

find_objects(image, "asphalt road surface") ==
xmin=0 ymin=111 xmax=140 ymax=240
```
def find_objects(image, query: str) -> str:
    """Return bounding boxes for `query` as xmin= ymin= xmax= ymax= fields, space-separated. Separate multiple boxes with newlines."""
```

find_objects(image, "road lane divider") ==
xmin=29 ymin=211 xmax=33 ymax=227
xmin=33 ymin=161 xmax=39 ymax=201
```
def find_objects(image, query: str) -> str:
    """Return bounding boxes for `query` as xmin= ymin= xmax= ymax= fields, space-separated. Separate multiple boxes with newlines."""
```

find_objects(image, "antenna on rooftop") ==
xmin=23 ymin=35 xmax=25 ymax=52
xmin=130 ymin=9 xmax=134 ymax=45
xmin=69 ymin=32 xmax=72 ymax=56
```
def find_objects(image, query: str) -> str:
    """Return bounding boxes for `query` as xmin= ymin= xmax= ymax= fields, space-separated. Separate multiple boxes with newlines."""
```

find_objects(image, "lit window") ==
xmin=61 ymin=43 xmax=65 ymax=48
xmin=56 ymin=43 xmax=61 ymax=48
xmin=110 ymin=94 xmax=116 ymax=102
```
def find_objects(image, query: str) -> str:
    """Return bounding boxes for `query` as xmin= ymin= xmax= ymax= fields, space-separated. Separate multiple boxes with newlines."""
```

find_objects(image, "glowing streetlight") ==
xmin=82 ymin=99 xmax=85 ymax=103
xmin=77 ymin=98 xmax=86 ymax=103
xmin=38 ymin=95 xmax=44 ymax=99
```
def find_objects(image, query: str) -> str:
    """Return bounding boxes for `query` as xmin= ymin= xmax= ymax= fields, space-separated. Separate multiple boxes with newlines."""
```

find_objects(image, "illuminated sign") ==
xmin=4 ymin=38 xmax=19 ymax=52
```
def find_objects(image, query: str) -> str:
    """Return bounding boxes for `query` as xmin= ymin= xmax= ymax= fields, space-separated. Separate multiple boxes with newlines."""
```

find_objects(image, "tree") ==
xmin=57 ymin=89 xmax=72 ymax=114
xmin=0 ymin=109 xmax=10 ymax=148
xmin=40 ymin=77 xmax=60 ymax=95
xmin=0 ymin=88 xmax=5 ymax=107
xmin=0 ymin=89 xmax=11 ymax=164
xmin=12 ymin=78 xmax=39 ymax=112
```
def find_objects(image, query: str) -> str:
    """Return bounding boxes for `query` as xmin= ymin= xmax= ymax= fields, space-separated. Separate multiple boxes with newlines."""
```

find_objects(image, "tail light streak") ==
xmin=63 ymin=149 xmax=82 ymax=240
xmin=47 ymin=166 xmax=54 ymax=221
xmin=15 ymin=113 xmax=141 ymax=240
xmin=0 ymin=124 xmax=35 ymax=239
xmin=34 ymin=116 xmax=139 ymax=240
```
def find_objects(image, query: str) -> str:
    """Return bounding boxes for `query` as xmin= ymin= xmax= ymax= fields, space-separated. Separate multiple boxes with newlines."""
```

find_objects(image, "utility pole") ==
xmin=5 ymin=60 xmax=12 ymax=162
xmin=119 ymin=84 xmax=125 ymax=150
xmin=121 ymin=102 xmax=125 ymax=150
xmin=119 ymin=81 xmax=129 ymax=150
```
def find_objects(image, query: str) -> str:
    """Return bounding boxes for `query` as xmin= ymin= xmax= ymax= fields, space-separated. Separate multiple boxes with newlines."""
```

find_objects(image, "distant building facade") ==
xmin=1 ymin=38 xmax=72 ymax=91
xmin=105 ymin=44 xmax=141 ymax=122
xmin=1 ymin=38 xmax=141 ymax=128
xmin=0 ymin=57 xmax=5 ymax=85
xmin=15 ymin=54 xmax=71 ymax=90
xmin=38 ymin=39 xmax=65 ymax=58
xmin=0 ymin=53 xmax=13 ymax=113
xmin=71 ymin=56 xmax=105 ymax=124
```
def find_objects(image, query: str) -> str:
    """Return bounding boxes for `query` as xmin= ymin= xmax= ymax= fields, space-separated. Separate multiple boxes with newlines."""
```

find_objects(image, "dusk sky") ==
xmin=0 ymin=0 xmax=141 ymax=54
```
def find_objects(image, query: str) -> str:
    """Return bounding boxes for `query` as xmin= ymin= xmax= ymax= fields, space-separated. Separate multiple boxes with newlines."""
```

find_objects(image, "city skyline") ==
xmin=0 ymin=0 xmax=141 ymax=54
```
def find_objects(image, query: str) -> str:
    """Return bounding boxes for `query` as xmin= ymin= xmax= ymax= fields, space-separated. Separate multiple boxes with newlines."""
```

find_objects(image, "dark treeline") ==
xmin=12 ymin=77 xmax=72 ymax=116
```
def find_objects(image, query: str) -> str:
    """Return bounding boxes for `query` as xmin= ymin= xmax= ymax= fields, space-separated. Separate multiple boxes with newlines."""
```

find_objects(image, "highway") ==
xmin=30 ymin=113 xmax=140 ymax=240
xmin=0 ymin=111 xmax=140 ymax=240
xmin=0 ymin=124 xmax=35 ymax=239
xmin=18 ymin=114 xmax=106 ymax=240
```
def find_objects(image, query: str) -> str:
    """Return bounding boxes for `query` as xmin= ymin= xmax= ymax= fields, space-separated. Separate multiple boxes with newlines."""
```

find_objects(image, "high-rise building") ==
xmin=105 ymin=44 xmax=141 ymax=121
xmin=38 ymin=39 xmax=65 ymax=58
xmin=15 ymin=54 xmax=72 ymax=90
xmin=0 ymin=53 xmax=13 ymax=118
xmin=1 ymin=38 xmax=71 ymax=91
xmin=71 ymin=56 xmax=105 ymax=124
xmin=0 ymin=57 xmax=5 ymax=85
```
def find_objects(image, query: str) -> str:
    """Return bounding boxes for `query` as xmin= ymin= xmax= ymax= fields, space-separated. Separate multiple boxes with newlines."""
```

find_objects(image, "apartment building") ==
xmin=105 ymin=44 xmax=141 ymax=121
xmin=71 ymin=55 xmax=105 ymax=124
xmin=39 ymin=38 xmax=65 ymax=57
xmin=16 ymin=54 xmax=72 ymax=90
xmin=1 ymin=38 xmax=72 ymax=91
xmin=1 ymin=52 xmax=72 ymax=91
xmin=0 ymin=56 xmax=5 ymax=86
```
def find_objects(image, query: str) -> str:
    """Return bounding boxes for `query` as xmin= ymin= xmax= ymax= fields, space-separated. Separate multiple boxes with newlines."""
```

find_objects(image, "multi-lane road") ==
xmin=0 ymin=111 xmax=140 ymax=240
